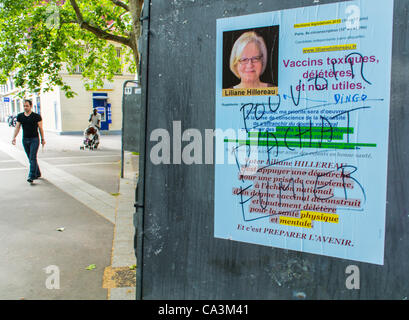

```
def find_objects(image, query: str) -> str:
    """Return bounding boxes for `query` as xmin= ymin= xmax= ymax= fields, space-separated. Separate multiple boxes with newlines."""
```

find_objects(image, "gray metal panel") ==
xmin=123 ymin=84 xmax=141 ymax=152
xmin=140 ymin=0 xmax=409 ymax=299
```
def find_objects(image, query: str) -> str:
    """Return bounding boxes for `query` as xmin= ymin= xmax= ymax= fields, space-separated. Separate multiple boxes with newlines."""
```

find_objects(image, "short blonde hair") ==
xmin=229 ymin=31 xmax=268 ymax=79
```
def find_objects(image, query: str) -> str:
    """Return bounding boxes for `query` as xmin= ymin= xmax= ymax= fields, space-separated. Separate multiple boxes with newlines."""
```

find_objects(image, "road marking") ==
xmin=0 ymin=160 xmax=19 ymax=163
xmin=0 ymin=140 xmax=116 ymax=224
xmin=40 ymin=155 xmax=120 ymax=160
xmin=55 ymin=162 xmax=119 ymax=167
xmin=0 ymin=167 xmax=26 ymax=171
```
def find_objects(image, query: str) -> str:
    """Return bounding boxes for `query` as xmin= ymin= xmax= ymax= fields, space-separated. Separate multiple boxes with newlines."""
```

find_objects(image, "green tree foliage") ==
xmin=0 ymin=0 xmax=143 ymax=97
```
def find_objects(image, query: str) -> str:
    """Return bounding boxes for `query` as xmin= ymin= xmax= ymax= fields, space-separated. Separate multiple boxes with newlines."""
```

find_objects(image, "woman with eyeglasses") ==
xmin=229 ymin=31 xmax=273 ymax=89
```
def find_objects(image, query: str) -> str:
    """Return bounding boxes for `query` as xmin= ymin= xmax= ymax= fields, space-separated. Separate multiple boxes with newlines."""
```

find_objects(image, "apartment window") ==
xmin=36 ymin=97 xmax=41 ymax=115
xmin=115 ymin=48 xmax=122 ymax=74
xmin=74 ymin=66 xmax=83 ymax=73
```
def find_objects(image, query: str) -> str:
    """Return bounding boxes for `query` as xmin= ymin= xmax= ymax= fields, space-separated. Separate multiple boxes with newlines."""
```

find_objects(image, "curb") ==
xmin=105 ymin=152 xmax=138 ymax=300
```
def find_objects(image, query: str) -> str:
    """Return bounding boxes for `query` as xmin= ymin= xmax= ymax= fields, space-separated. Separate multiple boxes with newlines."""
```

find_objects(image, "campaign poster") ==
xmin=214 ymin=0 xmax=394 ymax=265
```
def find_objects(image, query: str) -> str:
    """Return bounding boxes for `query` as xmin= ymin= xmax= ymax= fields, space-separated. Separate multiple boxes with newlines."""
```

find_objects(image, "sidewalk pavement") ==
xmin=104 ymin=152 xmax=139 ymax=300
xmin=0 ymin=123 xmax=138 ymax=299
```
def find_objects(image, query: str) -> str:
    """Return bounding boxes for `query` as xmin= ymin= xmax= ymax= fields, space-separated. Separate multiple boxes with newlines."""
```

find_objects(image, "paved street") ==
xmin=0 ymin=123 xmax=122 ymax=299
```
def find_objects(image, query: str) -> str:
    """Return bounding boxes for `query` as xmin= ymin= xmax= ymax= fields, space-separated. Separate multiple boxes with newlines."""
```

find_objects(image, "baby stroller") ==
xmin=80 ymin=125 xmax=100 ymax=150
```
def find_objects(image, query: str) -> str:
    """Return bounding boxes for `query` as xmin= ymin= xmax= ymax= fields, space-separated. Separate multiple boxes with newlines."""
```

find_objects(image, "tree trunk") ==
xmin=128 ymin=0 xmax=144 ymax=80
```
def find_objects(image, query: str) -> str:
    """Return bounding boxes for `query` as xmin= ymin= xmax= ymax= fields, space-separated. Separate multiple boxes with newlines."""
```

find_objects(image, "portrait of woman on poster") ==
xmin=229 ymin=31 xmax=273 ymax=89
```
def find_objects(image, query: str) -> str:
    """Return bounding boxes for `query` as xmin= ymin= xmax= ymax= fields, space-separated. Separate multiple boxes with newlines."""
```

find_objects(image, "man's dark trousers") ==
xmin=23 ymin=137 xmax=41 ymax=179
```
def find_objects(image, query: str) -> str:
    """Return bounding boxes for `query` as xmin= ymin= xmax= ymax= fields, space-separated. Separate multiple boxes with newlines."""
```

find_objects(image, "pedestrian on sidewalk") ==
xmin=11 ymin=99 xmax=46 ymax=183
xmin=88 ymin=108 xmax=101 ymax=148
xmin=89 ymin=108 xmax=101 ymax=130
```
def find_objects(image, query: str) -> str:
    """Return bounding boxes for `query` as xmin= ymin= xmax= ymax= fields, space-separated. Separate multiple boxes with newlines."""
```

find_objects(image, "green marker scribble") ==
xmin=224 ymin=139 xmax=376 ymax=150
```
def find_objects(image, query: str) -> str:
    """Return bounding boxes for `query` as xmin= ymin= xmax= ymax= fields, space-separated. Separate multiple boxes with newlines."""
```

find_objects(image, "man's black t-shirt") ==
xmin=16 ymin=112 xmax=42 ymax=138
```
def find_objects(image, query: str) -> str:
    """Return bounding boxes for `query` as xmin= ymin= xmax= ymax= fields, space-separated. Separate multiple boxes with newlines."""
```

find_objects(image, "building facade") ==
xmin=0 ymin=77 xmax=33 ymax=122
xmin=0 ymin=49 xmax=135 ymax=134
xmin=38 ymin=73 xmax=135 ymax=135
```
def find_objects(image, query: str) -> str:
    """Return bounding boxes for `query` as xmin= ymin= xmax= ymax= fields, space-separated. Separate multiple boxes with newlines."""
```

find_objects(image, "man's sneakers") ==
xmin=28 ymin=174 xmax=42 ymax=183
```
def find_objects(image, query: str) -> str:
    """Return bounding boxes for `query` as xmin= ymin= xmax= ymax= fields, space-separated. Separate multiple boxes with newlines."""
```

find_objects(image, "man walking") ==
xmin=88 ymin=108 xmax=101 ymax=148
xmin=89 ymin=108 xmax=101 ymax=130
xmin=11 ymin=100 xmax=45 ymax=183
